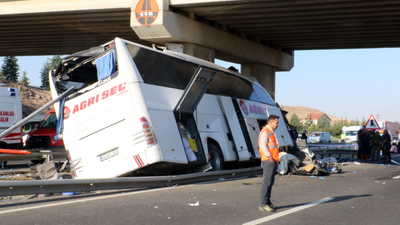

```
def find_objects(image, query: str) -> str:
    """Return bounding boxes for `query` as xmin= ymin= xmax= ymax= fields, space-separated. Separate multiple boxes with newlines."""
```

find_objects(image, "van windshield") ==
xmin=38 ymin=113 xmax=58 ymax=129
xmin=311 ymin=133 xmax=321 ymax=137
xmin=345 ymin=131 xmax=358 ymax=136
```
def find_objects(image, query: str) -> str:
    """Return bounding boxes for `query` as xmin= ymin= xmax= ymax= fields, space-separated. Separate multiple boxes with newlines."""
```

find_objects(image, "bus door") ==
xmin=218 ymin=96 xmax=252 ymax=161
xmin=174 ymin=67 xmax=217 ymax=163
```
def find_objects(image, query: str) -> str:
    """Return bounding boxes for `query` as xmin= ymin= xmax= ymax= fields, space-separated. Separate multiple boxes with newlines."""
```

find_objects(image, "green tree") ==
xmin=290 ymin=113 xmax=301 ymax=126
xmin=304 ymin=116 xmax=313 ymax=130
xmin=20 ymin=70 xmax=30 ymax=86
xmin=317 ymin=116 xmax=330 ymax=130
xmin=1 ymin=56 xmax=19 ymax=81
xmin=361 ymin=116 xmax=366 ymax=127
xmin=40 ymin=55 xmax=61 ymax=90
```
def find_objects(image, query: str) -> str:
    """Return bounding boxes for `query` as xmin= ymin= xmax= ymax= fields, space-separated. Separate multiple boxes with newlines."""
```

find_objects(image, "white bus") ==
xmin=0 ymin=87 xmax=23 ymax=149
xmin=49 ymin=38 xmax=294 ymax=179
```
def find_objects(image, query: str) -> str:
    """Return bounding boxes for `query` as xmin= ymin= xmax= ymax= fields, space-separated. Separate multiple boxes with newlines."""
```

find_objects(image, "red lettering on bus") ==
xmin=110 ymin=86 xmax=118 ymax=96
xmin=73 ymin=105 xmax=79 ymax=114
xmin=102 ymin=90 xmax=109 ymax=99
xmin=88 ymin=97 xmax=95 ymax=106
xmin=118 ymin=82 xmax=126 ymax=92
xmin=80 ymin=101 xmax=87 ymax=110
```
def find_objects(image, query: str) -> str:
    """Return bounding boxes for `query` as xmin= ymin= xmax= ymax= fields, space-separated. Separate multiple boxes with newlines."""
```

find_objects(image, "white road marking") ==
xmin=243 ymin=197 xmax=334 ymax=225
xmin=393 ymin=175 xmax=400 ymax=179
xmin=390 ymin=159 xmax=400 ymax=165
xmin=0 ymin=187 xmax=172 ymax=215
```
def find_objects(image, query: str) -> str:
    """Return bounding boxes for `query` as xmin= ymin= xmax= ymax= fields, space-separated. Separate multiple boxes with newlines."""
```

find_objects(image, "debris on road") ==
xmin=278 ymin=148 xmax=342 ymax=176
xmin=188 ymin=201 xmax=199 ymax=206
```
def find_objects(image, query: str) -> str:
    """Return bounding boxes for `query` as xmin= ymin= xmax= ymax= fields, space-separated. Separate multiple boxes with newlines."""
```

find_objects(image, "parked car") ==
xmin=24 ymin=110 xmax=66 ymax=164
xmin=309 ymin=132 xmax=331 ymax=143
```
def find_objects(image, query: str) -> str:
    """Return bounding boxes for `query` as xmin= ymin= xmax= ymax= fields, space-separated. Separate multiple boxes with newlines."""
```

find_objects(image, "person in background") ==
xmin=290 ymin=125 xmax=299 ymax=141
xmin=258 ymin=115 xmax=280 ymax=212
xmin=359 ymin=129 xmax=371 ymax=162
xmin=370 ymin=130 xmax=382 ymax=161
xmin=357 ymin=126 xmax=365 ymax=159
xmin=301 ymin=129 xmax=307 ymax=140
xmin=381 ymin=129 xmax=391 ymax=163
xmin=340 ymin=131 xmax=346 ymax=143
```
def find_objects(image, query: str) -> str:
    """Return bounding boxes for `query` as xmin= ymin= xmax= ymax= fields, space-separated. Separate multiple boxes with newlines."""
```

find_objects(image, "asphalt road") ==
xmin=0 ymin=155 xmax=400 ymax=225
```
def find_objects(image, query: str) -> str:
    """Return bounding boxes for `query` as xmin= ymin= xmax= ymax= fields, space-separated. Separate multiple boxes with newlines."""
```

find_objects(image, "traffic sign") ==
xmin=365 ymin=114 xmax=380 ymax=129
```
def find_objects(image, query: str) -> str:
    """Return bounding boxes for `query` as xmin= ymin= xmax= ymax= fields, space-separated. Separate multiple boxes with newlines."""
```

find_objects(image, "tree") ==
xmin=290 ymin=113 xmax=301 ymax=126
xmin=361 ymin=116 xmax=366 ymax=127
xmin=317 ymin=116 xmax=330 ymax=130
xmin=304 ymin=116 xmax=313 ymax=130
xmin=40 ymin=55 xmax=61 ymax=90
xmin=1 ymin=56 xmax=19 ymax=81
xmin=20 ymin=70 xmax=30 ymax=86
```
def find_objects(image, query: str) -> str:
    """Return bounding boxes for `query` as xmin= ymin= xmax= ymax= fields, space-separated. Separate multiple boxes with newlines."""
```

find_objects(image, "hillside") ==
xmin=280 ymin=105 xmax=345 ymax=124
xmin=0 ymin=79 xmax=53 ymax=118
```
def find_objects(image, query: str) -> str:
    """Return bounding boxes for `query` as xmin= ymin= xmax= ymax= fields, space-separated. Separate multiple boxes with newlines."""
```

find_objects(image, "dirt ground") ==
xmin=0 ymin=79 xmax=53 ymax=118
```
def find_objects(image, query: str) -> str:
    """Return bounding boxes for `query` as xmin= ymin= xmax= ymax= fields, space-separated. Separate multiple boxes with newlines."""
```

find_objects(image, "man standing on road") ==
xmin=258 ymin=115 xmax=280 ymax=212
xmin=357 ymin=126 xmax=365 ymax=159
xmin=340 ymin=131 xmax=346 ymax=143
xmin=370 ymin=130 xmax=382 ymax=161
xmin=382 ymin=129 xmax=391 ymax=163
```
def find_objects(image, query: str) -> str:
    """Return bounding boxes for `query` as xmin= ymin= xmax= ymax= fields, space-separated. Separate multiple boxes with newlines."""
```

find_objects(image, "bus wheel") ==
xmin=209 ymin=143 xmax=223 ymax=171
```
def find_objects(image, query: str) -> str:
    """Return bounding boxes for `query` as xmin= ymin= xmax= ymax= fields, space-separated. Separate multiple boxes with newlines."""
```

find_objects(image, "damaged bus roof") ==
xmin=53 ymin=37 xmax=263 ymax=88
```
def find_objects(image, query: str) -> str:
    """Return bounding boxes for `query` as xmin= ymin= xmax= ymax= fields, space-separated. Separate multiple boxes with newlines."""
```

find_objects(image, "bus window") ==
xmin=252 ymin=84 xmax=275 ymax=105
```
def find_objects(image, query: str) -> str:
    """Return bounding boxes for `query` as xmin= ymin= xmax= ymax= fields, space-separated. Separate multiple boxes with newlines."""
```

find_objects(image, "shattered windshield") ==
xmin=53 ymin=42 xmax=117 ymax=96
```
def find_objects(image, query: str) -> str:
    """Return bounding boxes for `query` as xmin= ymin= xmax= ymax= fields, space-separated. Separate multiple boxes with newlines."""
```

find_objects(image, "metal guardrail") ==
xmin=0 ymin=167 xmax=262 ymax=196
xmin=308 ymin=144 xmax=358 ymax=158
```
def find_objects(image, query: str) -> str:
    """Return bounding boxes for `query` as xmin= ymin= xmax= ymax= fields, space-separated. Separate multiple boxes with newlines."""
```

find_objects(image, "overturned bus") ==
xmin=49 ymin=38 xmax=295 ymax=179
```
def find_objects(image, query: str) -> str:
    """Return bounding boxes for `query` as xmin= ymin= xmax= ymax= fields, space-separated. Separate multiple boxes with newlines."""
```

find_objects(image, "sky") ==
xmin=1 ymin=48 xmax=400 ymax=123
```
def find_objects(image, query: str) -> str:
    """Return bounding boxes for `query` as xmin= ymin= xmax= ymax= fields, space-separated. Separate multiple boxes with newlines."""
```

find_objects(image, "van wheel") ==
xmin=208 ymin=143 xmax=224 ymax=171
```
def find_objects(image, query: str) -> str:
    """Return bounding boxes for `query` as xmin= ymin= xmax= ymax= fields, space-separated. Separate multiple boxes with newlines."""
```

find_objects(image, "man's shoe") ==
xmin=268 ymin=203 xmax=278 ymax=210
xmin=259 ymin=204 xmax=275 ymax=212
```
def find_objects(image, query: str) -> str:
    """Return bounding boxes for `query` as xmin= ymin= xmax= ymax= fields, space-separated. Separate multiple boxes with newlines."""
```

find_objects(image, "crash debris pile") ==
xmin=277 ymin=148 xmax=342 ymax=176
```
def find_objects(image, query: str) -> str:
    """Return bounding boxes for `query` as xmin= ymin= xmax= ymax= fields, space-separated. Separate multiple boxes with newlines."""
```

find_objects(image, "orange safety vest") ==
xmin=258 ymin=125 xmax=280 ymax=161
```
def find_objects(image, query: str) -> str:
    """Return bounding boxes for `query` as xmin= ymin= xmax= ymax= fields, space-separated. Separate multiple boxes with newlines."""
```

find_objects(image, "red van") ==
xmin=24 ymin=110 xmax=66 ymax=163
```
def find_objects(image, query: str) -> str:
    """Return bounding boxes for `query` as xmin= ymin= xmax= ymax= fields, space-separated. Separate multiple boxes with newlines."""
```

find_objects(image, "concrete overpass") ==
xmin=1 ymin=0 xmax=400 ymax=98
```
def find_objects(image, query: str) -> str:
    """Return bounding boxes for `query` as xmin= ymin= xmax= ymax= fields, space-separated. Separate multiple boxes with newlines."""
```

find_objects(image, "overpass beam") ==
xmin=241 ymin=64 xmax=276 ymax=100
xmin=130 ymin=0 xmax=293 ymax=71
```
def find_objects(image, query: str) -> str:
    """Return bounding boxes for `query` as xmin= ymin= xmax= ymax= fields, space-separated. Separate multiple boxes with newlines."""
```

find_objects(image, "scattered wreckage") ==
xmin=277 ymin=146 xmax=343 ymax=176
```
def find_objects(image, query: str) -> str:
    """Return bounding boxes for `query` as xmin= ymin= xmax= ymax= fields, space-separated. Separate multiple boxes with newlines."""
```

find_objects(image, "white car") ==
xmin=309 ymin=132 xmax=331 ymax=143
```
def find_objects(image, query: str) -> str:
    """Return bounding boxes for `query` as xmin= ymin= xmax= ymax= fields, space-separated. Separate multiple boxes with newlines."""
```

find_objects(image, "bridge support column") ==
xmin=182 ymin=43 xmax=215 ymax=63
xmin=241 ymin=64 xmax=276 ymax=100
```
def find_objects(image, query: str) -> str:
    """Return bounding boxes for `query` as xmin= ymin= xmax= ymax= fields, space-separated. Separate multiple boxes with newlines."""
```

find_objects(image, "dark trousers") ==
xmin=383 ymin=145 xmax=391 ymax=162
xmin=260 ymin=160 xmax=278 ymax=206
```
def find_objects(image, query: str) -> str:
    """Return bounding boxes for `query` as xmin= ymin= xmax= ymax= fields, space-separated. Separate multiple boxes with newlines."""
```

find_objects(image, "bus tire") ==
xmin=208 ymin=143 xmax=224 ymax=171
